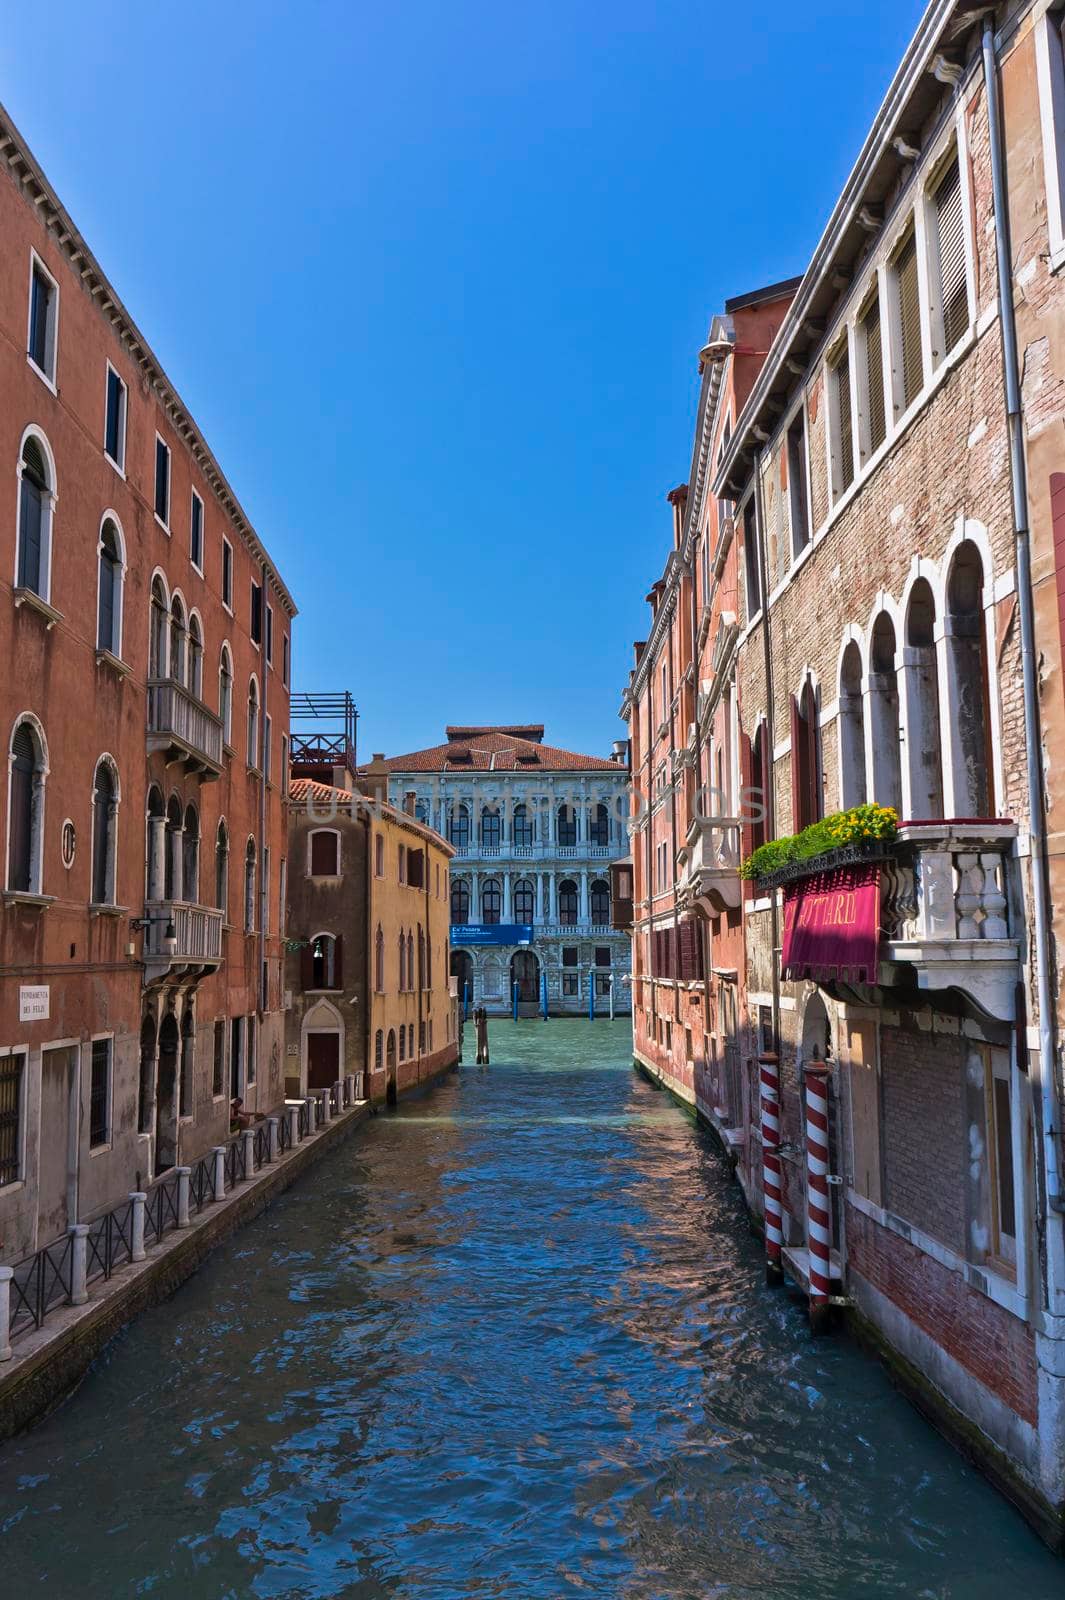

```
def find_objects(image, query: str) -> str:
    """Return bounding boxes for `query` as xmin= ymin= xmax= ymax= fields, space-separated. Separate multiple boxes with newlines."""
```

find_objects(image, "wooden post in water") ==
xmin=474 ymin=1005 xmax=490 ymax=1065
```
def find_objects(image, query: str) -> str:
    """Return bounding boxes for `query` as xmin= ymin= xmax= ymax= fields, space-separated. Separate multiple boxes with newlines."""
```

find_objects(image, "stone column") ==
xmin=502 ymin=872 xmax=512 ymax=922
xmin=0 ymin=1266 xmax=13 ymax=1361
xmin=549 ymin=874 xmax=558 ymax=921
xmin=69 ymin=1223 xmax=89 ymax=1305
xmin=305 ymin=1093 xmax=317 ymax=1133
xmin=472 ymin=870 xmax=481 ymax=921
xmin=266 ymin=1117 xmax=280 ymax=1163
xmin=129 ymin=1192 xmax=147 ymax=1262
xmin=580 ymin=870 xmax=590 ymax=923
xmin=212 ymin=1145 xmax=227 ymax=1201
xmin=242 ymin=1127 xmax=256 ymax=1178
xmin=535 ymin=874 xmax=543 ymax=921
xmin=148 ymin=816 xmax=167 ymax=902
xmin=176 ymin=1166 xmax=192 ymax=1227
xmin=319 ymin=1088 xmax=332 ymax=1126
xmin=287 ymin=1103 xmax=300 ymax=1146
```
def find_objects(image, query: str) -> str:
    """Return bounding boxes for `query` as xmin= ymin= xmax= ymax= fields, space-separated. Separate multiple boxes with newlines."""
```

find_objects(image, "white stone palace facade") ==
xmin=363 ymin=725 xmax=632 ymax=1015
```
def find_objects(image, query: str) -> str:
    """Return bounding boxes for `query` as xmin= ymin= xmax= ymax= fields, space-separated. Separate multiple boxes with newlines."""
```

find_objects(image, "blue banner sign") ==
xmin=452 ymin=924 xmax=534 ymax=946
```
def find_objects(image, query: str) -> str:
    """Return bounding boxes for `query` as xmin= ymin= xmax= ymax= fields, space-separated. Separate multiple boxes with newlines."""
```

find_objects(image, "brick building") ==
xmin=0 ymin=101 xmax=294 ymax=1266
xmin=622 ymin=1 xmax=1065 ymax=1545
xmin=287 ymin=694 xmax=459 ymax=1106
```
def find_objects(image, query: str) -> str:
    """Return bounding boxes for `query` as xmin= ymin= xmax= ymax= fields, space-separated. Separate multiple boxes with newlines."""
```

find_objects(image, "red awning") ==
xmin=781 ymin=863 xmax=881 ymax=985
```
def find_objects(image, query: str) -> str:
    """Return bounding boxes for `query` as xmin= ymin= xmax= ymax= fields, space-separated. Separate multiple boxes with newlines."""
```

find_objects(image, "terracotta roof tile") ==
xmin=365 ymin=729 xmax=620 ymax=774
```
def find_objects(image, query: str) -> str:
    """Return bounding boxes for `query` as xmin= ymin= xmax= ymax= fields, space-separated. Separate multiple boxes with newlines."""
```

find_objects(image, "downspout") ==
xmin=752 ymin=450 xmax=781 ymax=1058
xmin=257 ymin=560 xmax=268 ymax=1093
xmin=982 ymin=15 xmax=1063 ymax=1217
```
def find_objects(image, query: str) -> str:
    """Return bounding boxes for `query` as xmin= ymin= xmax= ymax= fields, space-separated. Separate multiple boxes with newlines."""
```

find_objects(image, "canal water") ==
xmin=1 ymin=1021 xmax=1062 ymax=1598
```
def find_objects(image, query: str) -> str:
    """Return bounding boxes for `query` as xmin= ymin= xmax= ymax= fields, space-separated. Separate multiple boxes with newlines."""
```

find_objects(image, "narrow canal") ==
xmin=1 ymin=1021 xmax=1061 ymax=1597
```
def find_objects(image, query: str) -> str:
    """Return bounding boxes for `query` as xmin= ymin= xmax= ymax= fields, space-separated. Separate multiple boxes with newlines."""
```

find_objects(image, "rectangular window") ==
xmin=104 ymin=365 xmax=127 ymax=470
xmin=250 ymin=582 xmax=263 ymax=644
xmin=222 ymin=538 xmax=233 ymax=609
xmin=562 ymin=946 xmax=579 ymax=967
xmin=830 ymin=341 xmax=855 ymax=497
xmin=594 ymin=946 xmax=611 ymax=967
xmin=154 ymin=436 xmax=171 ymax=527
xmin=0 ymin=1049 xmax=25 ymax=1187
xmin=786 ymin=411 xmax=810 ymax=557
xmin=212 ymin=1020 xmax=226 ymax=1098
xmin=281 ymin=735 xmax=289 ymax=798
xmin=988 ymin=1046 xmax=1016 ymax=1266
xmin=742 ymin=497 xmax=761 ymax=617
xmin=190 ymin=492 xmax=204 ymax=570
xmin=266 ymin=604 xmax=274 ymax=665
xmin=263 ymin=714 xmax=272 ymax=782
xmin=230 ymin=1017 xmax=243 ymax=1098
xmin=261 ymin=845 xmax=270 ymax=936
xmin=28 ymin=256 xmax=58 ymax=383
xmin=891 ymin=228 xmax=924 ymax=414
xmin=282 ymin=634 xmax=290 ymax=688
xmin=562 ymin=973 xmax=579 ymax=996
xmin=247 ymin=1016 xmax=257 ymax=1085
xmin=279 ymin=857 xmax=287 ymax=938
xmin=374 ymin=835 xmax=384 ymax=876
xmin=311 ymin=830 xmax=340 ymax=875
xmin=90 ymin=1037 xmax=111 ymax=1148
xmin=931 ymin=156 xmax=968 ymax=360
xmin=858 ymin=288 xmax=886 ymax=460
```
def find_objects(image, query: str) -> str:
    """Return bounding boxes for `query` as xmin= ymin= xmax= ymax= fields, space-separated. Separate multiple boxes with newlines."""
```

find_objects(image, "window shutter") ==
xmin=934 ymin=159 xmax=967 ymax=356
xmin=789 ymin=695 xmax=803 ymax=834
xmin=860 ymin=292 xmax=886 ymax=455
xmin=18 ymin=479 xmax=43 ymax=592
xmin=333 ymin=935 xmax=344 ymax=990
xmin=834 ymin=348 xmax=854 ymax=492
xmin=311 ymin=831 xmax=338 ymax=874
xmin=251 ymin=583 xmax=263 ymax=644
xmin=894 ymin=232 xmax=923 ymax=409
xmin=300 ymin=942 xmax=314 ymax=990
xmin=739 ymin=731 xmax=754 ymax=864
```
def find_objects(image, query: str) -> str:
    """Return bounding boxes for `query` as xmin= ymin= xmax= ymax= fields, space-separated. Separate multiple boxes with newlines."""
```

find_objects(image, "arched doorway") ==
xmin=511 ymin=949 xmax=539 ymax=1003
xmin=155 ymin=1012 xmax=179 ymax=1175
xmin=303 ymin=998 xmax=344 ymax=1093
xmin=138 ymin=1014 xmax=156 ymax=1136
xmin=451 ymin=948 xmax=474 ymax=1008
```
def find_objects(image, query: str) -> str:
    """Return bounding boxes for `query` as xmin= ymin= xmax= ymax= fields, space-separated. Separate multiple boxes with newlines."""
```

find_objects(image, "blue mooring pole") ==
xmin=588 ymin=969 xmax=595 ymax=1020
xmin=463 ymin=981 xmax=469 ymax=1022
xmin=541 ymin=969 xmax=548 ymax=1021
xmin=512 ymin=981 xmax=519 ymax=1022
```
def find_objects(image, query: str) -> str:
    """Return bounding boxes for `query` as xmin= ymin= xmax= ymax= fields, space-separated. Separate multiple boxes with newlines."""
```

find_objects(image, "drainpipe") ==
xmin=257 ymin=559 xmax=268 ymax=1095
xmin=982 ymin=15 xmax=1064 ymax=1224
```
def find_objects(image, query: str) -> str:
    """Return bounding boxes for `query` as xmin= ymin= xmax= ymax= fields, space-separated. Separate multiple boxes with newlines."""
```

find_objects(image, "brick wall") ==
xmin=881 ymin=1024 xmax=966 ymax=1255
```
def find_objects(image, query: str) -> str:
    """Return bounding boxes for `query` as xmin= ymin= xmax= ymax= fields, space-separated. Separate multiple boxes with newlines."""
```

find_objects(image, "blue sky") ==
xmin=5 ymin=1 xmax=925 ymax=760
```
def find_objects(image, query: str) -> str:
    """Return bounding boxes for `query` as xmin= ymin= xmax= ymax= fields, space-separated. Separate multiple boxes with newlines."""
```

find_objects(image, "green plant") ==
xmin=740 ymin=804 xmax=898 ymax=882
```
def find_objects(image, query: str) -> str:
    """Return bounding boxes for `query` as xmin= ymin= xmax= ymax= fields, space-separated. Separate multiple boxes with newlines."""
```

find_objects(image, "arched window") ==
xmin=482 ymin=877 xmax=501 ymax=924
xmin=557 ymin=805 xmax=577 ymax=847
xmin=146 ymin=786 xmax=165 ymax=901
xmin=839 ymin=642 xmax=867 ymax=809
xmin=215 ymin=819 xmax=229 ymax=914
xmin=451 ymin=879 xmax=470 ymax=924
xmin=97 ymin=518 xmax=124 ymax=657
xmin=407 ymin=930 xmax=415 ymax=987
xmin=448 ymin=804 xmax=470 ymax=850
xmin=590 ymin=879 xmax=610 ymax=924
xmin=309 ymin=830 xmax=339 ymax=875
xmin=514 ymin=877 xmax=535 ymax=923
xmin=149 ymin=576 xmax=168 ymax=679
xmin=868 ymin=615 xmax=901 ymax=813
xmin=791 ymin=678 xmax=822 ymax=831
xmin=7 ymin=718 xmax=47 ymax=894
xmin=418 ymin=925 xmax=425 ymax=989
xmin=589 ymin=804 xmax=610 ymax=846
xmin=398 ymin=930 xmax=407 ymax=990
xmin=138 ymin=1016 xmax=156 ymax=1135
xmin=750 ymin=722 xmax=769 ymax=852
xmin=903 ymin=579 xmax=943 ymax=818
xmin=398 ymin=1025 xmax=406 ymax=1063
xmin=559 ymin=879 xmax=579 ymax=925
xmin=945 ymin=542 xmax=992 ymax=817
xmin=386 ymin=1030 xmax=396 ymax=1070
xmin=164 ymin=795 xmax=183 ymax=901
xmin=513 ymin=803 xmax=534 ymax=847
xmin=481 ymin=807 xmax=501 ymax=848
xmin=426 ymin=932 xmax=432 ymax=988
xmin=182 ymin=803 xmax=200 ymax=903
xmin=244 ymin=838 xmax=256 ymax=931
xmin=169 ymin=596 xmax=187 ymax=687
xmin=218 ymin=646 xmax=233 ymax=747
xmin=309 ymin=933 xmax=339 ymax=989
xmin=188 ymin=614 xmax=204 ymax=701
xmin=247 ymin=677 xmax=260 ymax=768
xmin=374 ymin=925 xmax=384 ymax=992
xmin=179 ymin=1009 xmax=195 ymax=1119
xmin=91 ymin=758 xmax=119 ymax=905
xmin=16 ymin=433 xmax=54 ymax=601
xmin=375 ymin=1030 xmax=383 ymax=1072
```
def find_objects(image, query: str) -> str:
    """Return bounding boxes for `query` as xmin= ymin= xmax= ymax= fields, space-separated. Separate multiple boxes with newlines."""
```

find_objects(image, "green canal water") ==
xmin=1 ymin=1020 xmax=1062 ymax=1597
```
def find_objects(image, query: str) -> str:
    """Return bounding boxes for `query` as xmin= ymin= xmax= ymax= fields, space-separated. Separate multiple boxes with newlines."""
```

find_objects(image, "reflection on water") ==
xmin=0 ymin=1020 xmax=1061 ymax=1598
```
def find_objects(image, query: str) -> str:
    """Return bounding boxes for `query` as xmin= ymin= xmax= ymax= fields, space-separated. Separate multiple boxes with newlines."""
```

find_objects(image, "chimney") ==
xmin=403 ymin=790 xmax=417 ymax=816
xmin=360 ymin=753 xmax=390 ymax=806
xmin=667 ymin=484 xmax=688 ymax=549
xmin=611 ymin=739 xmax=629 ymax=767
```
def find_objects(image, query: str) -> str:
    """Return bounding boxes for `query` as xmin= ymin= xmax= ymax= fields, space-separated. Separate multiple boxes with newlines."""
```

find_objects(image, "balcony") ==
xmin=141 ymin=900 xmax=224 ymax=985
xmin=879 ymin=821 xmax=1019 ymax=1022
xmin=678 ymin=816 xmax=742 ymax=915
xmin=147 ymin=679 xmax=224 ymax=779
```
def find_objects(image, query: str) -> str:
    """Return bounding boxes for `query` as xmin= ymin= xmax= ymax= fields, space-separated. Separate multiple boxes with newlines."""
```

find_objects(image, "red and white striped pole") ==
xmin=759 ymin=1051 xmax=783 ymax=1285
xmin=804 ymin=1063 xmax=833 ymax=1333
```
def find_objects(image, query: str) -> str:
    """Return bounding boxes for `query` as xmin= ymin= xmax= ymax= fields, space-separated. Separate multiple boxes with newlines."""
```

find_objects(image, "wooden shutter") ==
xmin=860 ymin=291 xmax=886 ymax=455
xmin=739 ymin=731 xmax=754 ymax=863
xmin=250 ymin=582 xmax=263 ymax=644
xmin=934 ymin=158 xmax=967 ymax=356
xmin=789 ymin=695 xmax=802 ymax=835
xmin=18 ymin=478 xmax=42 ymax=592
xmin=9 ymin=730 xmax=34 ymax=892
xmin=894 ymin=231 xmax=923 ymax=410
xmin=834 ymin=347 xmax=854 ymax=492
xmin=311 ymin=831 xmax=337 ymax=874
xmin=300 ymin=942 xmax=314 ymax=990
xmin=333 ymin=935 xmax=344 ymax=990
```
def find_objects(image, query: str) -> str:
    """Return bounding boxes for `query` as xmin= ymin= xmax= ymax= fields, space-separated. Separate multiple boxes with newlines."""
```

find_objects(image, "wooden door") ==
xmin=307 ymin=1032 xmax=341 ymax=1091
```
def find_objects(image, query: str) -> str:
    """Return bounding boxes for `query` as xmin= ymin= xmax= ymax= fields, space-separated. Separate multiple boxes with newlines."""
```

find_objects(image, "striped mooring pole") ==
xmin=804 ymin=1063 xmax=833 ymax=1333
xmin=759 ymin=1051 xmax=784 ymax=1286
